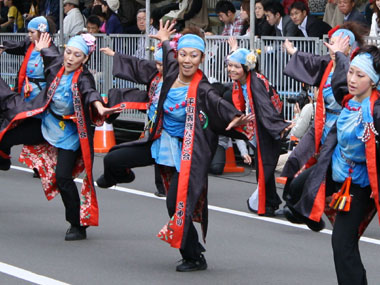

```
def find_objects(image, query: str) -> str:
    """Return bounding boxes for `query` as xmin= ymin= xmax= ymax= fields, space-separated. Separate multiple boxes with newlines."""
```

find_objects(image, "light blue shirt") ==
xmin=22 ymin=50 xmax=46 ymax=102
xmin=332 ymin=98 xmax=369 ymax=187
xmin=41 ymin=72 xmax=79 ymax=151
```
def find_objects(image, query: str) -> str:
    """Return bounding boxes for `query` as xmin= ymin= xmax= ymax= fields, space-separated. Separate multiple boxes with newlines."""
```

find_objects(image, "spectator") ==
xmin=323 ymin=0 xmax=345 ymax=27
xmin=118 ymin=0 xmax=142 ymax=33
xmin=100 ymin=0 xmax=123 ymax=34
xmin=0 ymin=1 xmax=9 ymax=25
xmin=253 ymin=0 xmax=275 ymax=37
xmin=86 ymin=14 xmax=102 ymax=34
xmin=63 ymin=0 xmax=85 ymax=35
xmin=215 ymin=0 xmax=244 ymax=36
xmin=289 ymin=1 xmax=332 ymax=38
xmin=23 ymin=0 xmax=40 ymax=23
xmin=41 ymin=0 xmax=59 ymax=30
xmin=264 ymin=1 xmax=299 ymax=37
xmin=282 ymin=0 xmax=308 ymax=14
xmin=0 ymin=0 xmax=23 ymax=32
xmin=134 ymin=8 xmax=157 ymax=59
xmin=338 ymin=0 xmax=368 ymax=26
xmin=91 ymin=4 xmax=106 ymax=32
xmin=160 ymin=0 xmax=209 ymax=32
xmin=370 ymin=0 xmax=380 ymax=37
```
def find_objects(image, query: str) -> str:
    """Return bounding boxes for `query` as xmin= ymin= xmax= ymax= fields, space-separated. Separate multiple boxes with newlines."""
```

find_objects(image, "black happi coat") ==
xmin=108 ymin=40 xmax=245 ymax=249
xmin=0 ymin=48 xmax=103 ymax=225
xmin=2 ymin=37 xmax=59 ymax=93
xmin=281 ymin=52 xmax=348 ymax=180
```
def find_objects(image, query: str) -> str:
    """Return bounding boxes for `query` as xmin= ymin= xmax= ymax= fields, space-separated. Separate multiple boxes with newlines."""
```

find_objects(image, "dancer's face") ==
xmin=177 ymin=47 xmax=203 ymax=79
xmin=347 ymin=65 xmax=373 ymax=98
xmin=28 ymin=29 xmax=40 ymax=43
xmin=63 ymin=46 xmax=88 ymax=74
xmin=227 ymin=61 xmax=246 ymax=82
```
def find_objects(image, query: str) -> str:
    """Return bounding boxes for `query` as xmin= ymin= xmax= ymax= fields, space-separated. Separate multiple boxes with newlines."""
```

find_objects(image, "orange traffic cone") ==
xmin=223 ymin=147 xmax=245 ymax=173
xmin=93 ymin=122 xmax=116 ymax=153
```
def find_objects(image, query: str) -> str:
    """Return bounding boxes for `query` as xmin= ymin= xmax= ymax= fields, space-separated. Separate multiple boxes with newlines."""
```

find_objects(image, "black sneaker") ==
xmin=0 ymin=158 xmax=10 ymax=171
xmin=154 ymin=191 xmax=166 ymax=197
xmin=96 ymin=175 xmax=115 ymax=188
xmin=65 ymin=225 xmax=87 ymax=241
xmin=176 ymin=254 xmax=207 ymax=272
xmin=283 ymin=205 xmax=304 ymax=224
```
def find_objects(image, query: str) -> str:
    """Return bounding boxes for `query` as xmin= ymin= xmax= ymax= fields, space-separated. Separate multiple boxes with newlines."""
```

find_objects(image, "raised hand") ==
xmin=100 ymin=47 xmax=115 ymax=57
xmin=324 ymin=33 xmax=350 ymax=55
xmin=92 ymin=101 xmax=123 ymax=117
xmin=35 ymin=32 xmax=51 ymax=52
xmin=225 ymin=114 xmax=255 ymax=131
xmin=228 ymin=37 xmax=238 ymax=52
xmin=283 ymin=39 xmax=297 ymax=55
xmin=149 ymin=19 xmax=177 ymax=43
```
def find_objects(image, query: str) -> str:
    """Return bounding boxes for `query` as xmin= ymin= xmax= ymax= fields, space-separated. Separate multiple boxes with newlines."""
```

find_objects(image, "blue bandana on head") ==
xmin=228 ymin=48 xmax=250 ymax=65
xmin=67 ymin=35 xmax=89 ymax=55
xmin=351 ymin=52 xmax=380 ymax=85
xmin=154 ymin=48 xmax=163 ymax=62
xmin=28 ymin=16 xmax=49 ymax=33
xmin=331 ymin=29 xmax=355 ymax=47
xmin=177 ymin=34 xmax=205 ymax=53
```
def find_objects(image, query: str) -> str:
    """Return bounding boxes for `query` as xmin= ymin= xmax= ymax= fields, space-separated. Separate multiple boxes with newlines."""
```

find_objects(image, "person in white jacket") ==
xmin=63 ymin=0 xmax=85 ymax=35
xmin=370 ymin=0 xmax=380 ymax=37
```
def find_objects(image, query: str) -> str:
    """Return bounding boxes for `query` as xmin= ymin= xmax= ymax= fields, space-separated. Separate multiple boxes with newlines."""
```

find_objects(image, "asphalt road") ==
xmin=1 ymin=146 xmax=380 ymax=285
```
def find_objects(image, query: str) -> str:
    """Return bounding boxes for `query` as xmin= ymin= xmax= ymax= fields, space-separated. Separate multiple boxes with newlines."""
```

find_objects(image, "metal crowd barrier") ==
xmin=0 ymin=34 xmax=378 ymax=122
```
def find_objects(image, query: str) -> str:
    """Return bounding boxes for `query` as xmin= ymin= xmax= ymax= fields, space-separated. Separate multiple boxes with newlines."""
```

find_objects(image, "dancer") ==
xmin=0 ymin=33 xmax=120 ymax=240
xmin=286 ymin=45 xmax=380 ymax=285
xmin=98 ymin=46 xmax=167 ymax=196
xmin=97 ymin=20 xmax=253 ymax=271
xmin=226 ymin=48 xmax=292 ymax=216
xmin=0 ymin=16 xmax=57 ymax=102
xmin=281 ymin=23 xmax=365 ymax=229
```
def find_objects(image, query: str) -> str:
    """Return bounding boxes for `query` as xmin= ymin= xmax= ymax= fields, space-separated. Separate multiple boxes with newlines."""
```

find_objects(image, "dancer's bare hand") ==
xmin=242 ymin=154 xmax=252 ymax=165
xmin=92 ymin=101 xmax=123 ymax=117
xmin=324 ymin=34 xmax=350 ymax=55
xmin=226 ymin=114 xmax=255 ymax=130
xmin=100 ymin=47 xmax=115 ymax=56
xmin=150 ymin=19 xmax=176 ymax=42
xmin=280 ymin=123 xmax=294 ymax=139
xmin=35 ymin=33 xmax=51 ymax=52
xmin=283 ymin=39 xmax=297 ymax=55
xmin=228 ymin=36 xmax=238 ymax=52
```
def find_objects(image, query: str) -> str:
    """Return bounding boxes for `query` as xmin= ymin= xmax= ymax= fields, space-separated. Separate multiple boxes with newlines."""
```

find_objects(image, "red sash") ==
xmin=18 ymin=43 xmax=35 ymax=94
xmin=308 ymin=61 xmax=334 ymax=167
xmin=157 ymin=70 xmax=202 ymax=248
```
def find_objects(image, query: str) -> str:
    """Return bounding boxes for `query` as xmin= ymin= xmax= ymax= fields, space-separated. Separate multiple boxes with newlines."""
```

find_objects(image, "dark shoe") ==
xmin=154 ymin=191 xmax=166 ymax=197
xmin=65 ymin=225 xmax=87 ymax=241
xmin=304 ymin=218 xmax=325 ymax=232
xmin=33 ymin=168 xmax=40 ymax=178
xmin=246 ymin=199 xmax=257 ymax=214
xmin=96 ymin=175 xmax=115 ymax=188
xmin=0 ymin=158 xmax=10 ymax=171
xmin=283 ymin=205 xmax=304 ymax=224
xmin=176 ymin=254 xmax=207 ymax=272
xmin=258 ymin=206 xmax=277 ymax=217
xmin=121 ymin=169 xmax=135 ymax=183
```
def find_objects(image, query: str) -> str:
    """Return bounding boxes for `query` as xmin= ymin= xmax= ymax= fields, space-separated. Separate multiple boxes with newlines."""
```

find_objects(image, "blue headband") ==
xmin=154 ymin=48 xmax=162 ymax=62
xmin=177 ymin=34 xmax=205 ymax=53
xmin=228 ymin=48 xmax=250 ymax=65
xmin=331 ymin=29 xmax=355 ymax=47
xmin=351 ymin=53 xmax=380 ymax=84
xmin=67 ymin=35 xmax=89 ymax=55
xmin=27 ymin=16 xmax=49 ymax=33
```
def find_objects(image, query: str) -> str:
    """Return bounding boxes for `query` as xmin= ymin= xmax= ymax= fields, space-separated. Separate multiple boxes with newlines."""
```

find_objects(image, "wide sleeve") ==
xmin=40 ymin=47 xmax=63 ymax=81
xmin=112 ymin=52 xmax=157 ymax=84
xmin=283 ymin=51 xmax=331 ymax=86
xmin=202 ymin=84 xmax=245 ymax=139
xmin=2 ymin=38 xmax=29 ymax=55
xmin=162 ymin=40 xmax=179 ymax=78
xmin=251 ymin=75 xmax=291 ymax=139
xmin=331 ymin=51 xmax=349 ymax=106
xmin=79 ymin=70 xmax=102 ymax=105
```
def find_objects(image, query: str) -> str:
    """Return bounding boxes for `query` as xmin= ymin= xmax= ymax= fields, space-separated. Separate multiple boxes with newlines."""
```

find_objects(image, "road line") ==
xmin=0 ymin=262 xmax=70 ymax=285
xmin=10 ymin=165 xmax=380 ymax=246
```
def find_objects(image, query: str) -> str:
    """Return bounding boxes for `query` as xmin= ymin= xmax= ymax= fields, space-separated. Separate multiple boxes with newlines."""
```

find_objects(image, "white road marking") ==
xmin=10 ymin=165 xmax=380 ymax=246
xmin=0 ymin=262 xmax=70 ymax=285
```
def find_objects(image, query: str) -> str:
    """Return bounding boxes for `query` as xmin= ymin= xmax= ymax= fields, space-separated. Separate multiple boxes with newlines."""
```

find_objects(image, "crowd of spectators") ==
xmin=0 ymin=0 xmax=374 ymax=37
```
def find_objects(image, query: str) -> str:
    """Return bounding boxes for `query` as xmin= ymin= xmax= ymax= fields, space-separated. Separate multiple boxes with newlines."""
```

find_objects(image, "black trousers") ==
xmin=103 ymin=143 xmax=204 ymax=260
xmin=332 ymin=183 xmax=370 ymax=285
xmin=209 ymin=145 xmax=226 ymax=175
xmin=0 ymin=118 xmax=82 ymax=226
xmin=288 ymin=165 xmax=370 ymax=285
